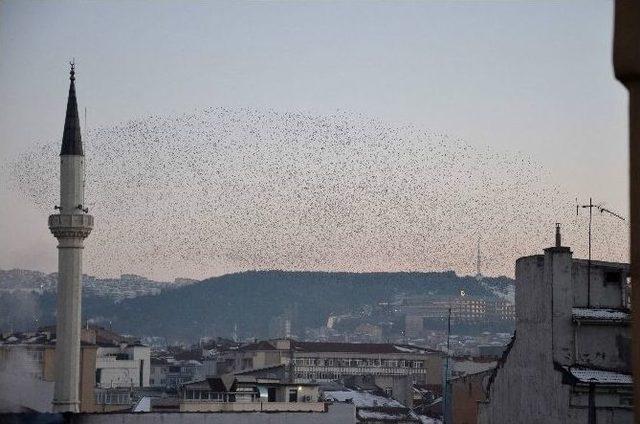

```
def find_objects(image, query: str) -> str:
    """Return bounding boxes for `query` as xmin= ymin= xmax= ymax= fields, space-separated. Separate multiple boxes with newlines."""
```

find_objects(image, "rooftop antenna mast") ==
xmin=577 ymin=198 xmax=625 ymax=307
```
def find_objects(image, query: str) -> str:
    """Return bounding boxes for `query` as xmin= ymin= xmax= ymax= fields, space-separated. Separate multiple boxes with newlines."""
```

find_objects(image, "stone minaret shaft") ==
xmin=49 ymin=64 xmax=93 ymax=413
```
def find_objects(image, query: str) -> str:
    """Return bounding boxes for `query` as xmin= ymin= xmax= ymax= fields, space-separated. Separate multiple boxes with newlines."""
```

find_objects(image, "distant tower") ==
xmin=475 ymin=238 xmax=483 ymax=280
xmin=284 ymin=318 xmax=292 ymax=339
xmin=48 ymin=63 xmax=93 ymax=413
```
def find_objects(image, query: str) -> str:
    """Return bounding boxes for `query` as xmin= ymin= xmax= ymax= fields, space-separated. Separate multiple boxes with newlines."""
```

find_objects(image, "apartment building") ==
xmin=478 ymin=239 xmax=632 ymax=424
xmin=0 ymin=326 xmax=150 ymax=412
xmin=228 ymin=340 xmax=442 ymax=385
xmin=403 ymin=295 xmax=515 ymax=337
xmin=150 ymin=357 xmax=203 ymax=389
xmin=179 ymin=375 xmax=322 ymax=412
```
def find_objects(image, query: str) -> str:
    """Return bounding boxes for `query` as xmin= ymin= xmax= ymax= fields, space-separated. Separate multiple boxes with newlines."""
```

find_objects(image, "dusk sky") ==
xmin=0 ymin=1 xmax=629 ymax=280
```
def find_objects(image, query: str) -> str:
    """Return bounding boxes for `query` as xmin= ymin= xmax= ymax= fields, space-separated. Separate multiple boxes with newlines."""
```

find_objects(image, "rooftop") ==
xmin=565 ymin=366 xmax=633 ymax=385
xmin=572 ymin=308 xmax=631 ymax=323
xmin=240 ymin=339 xmax=441 ymax=355
xmin=322 ymin=389 xmax=403 ymax=407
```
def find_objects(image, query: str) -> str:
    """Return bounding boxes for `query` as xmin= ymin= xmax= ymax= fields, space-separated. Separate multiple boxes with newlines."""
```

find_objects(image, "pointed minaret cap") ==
xmin=60 ymin=61 xmax=83 ymax=156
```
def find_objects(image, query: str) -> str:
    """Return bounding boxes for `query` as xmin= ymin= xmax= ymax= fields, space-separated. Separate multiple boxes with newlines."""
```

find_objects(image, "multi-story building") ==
xmin=478 ymin=238 xmax=633 ymax=423
xmin=0 ymin=326 xmax=150 ymax=412
xmin=150 ymin=357 xmax=203 ymax=389
xmin=227 ymin=339 xmax=442 ymax=385
xmin=451 ymin=368 xmax=494 ymax=424
xmin=95 ymin=343 xmax=150 ymax=389
xmin=215 ymin=339 xmax=443 ymax=408
xmin=402 ymin=295 xmax=515 ymax=337
xmin=179 ymin=375 xmax=322 ymax=412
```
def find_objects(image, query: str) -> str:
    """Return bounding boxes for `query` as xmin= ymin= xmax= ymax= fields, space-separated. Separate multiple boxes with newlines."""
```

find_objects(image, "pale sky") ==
xmin=0 ymin=1 xmax=630 ymax=279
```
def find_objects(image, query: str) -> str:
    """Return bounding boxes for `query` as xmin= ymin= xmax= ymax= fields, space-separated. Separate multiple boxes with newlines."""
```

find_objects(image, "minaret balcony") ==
xmin=48 ymin=214 xmax=93 ymax=239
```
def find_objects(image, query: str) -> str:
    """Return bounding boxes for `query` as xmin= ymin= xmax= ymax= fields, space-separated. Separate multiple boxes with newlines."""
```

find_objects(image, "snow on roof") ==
xmin=572 ymin=308 xmax=630 ymax=322
xmin=568 ymin=367 xmax=632 ymax=385
xmin=357 ymin=409 xmax=410 ymax=421
xmin=417 ymin=416 xmax=442 ymax=424
xmin=323 ymin=389 xmax=403 ymax=407
xmin=133 ymin=396 xmax=151 ymax=412
xmin=392 ymin=345 xmax=424 ymax=353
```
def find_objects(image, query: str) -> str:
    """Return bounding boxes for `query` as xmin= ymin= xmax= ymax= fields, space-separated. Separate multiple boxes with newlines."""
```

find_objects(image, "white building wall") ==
xmin=96 ymin=346 xmax=150 ymax=388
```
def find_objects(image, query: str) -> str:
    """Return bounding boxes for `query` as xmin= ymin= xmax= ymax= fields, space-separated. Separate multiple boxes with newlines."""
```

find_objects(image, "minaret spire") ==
xmin=60 ymin=61 xmax=83 ymax=156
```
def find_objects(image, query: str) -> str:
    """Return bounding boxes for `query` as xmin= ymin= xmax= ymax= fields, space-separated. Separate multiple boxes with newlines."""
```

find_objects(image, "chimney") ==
xmin=555 ymin=223 xmax=562 ymax=247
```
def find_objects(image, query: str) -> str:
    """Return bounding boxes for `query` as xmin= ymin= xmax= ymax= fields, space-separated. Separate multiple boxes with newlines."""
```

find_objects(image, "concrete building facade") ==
xmin=178 ymin=376 xmax=322 ymax=412
xmin=225 ymin=340 xmax=443 ymax=386
xmin=216 ymin=339 xmax=443 ymax=409
xmin=402 ymin=296 xmax=515 ymax=338
xmin=150 ymin=358 xmax=203 ymax=389
xmin=450 ymin=368 xmax=492 ymax=424
xmin=0 ymin=326 xmax=150 ymax=413
xmin=478 ymin=241 xmax=633 ymax=424
xmin=95 ymin=345 xmax=150 ymax=389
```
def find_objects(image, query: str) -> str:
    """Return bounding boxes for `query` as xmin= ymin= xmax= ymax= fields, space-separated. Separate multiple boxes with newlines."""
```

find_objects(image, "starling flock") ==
xmin=9 ymin=108 xmax=629 ymax=280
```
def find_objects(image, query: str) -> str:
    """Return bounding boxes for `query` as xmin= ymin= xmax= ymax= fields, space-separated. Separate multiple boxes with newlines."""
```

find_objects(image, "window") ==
xmin=605 ymin=271 xmax=622 ymax=284
xmin=620 ymin=395 xmax=633 ymax=406
xmin=288 ymin=389 xmax=298 ymax=402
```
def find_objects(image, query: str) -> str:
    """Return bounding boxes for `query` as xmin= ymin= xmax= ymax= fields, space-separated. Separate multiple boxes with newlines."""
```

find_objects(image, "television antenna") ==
xmin=576 ymin=198 xmax=625 ymax=307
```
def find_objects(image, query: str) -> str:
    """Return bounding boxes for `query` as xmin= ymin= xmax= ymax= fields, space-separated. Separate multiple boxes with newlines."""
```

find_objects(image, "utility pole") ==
xmin=577 ymin=198 xmax=625 ymax=307
xmin=442 ymin=307 xmax=452 ymax=424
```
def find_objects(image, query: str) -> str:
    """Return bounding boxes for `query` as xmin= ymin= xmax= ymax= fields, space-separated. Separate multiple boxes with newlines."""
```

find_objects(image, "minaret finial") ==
xmin=70 ymin=60 xmax=75 ymax=81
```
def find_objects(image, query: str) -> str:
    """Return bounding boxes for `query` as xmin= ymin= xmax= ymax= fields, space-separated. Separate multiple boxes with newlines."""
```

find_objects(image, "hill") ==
xmin=0 ymin=270 xmax=514 ymax=342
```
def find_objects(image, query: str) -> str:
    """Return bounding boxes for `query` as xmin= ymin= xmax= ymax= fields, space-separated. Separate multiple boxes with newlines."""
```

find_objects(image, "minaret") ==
xmin=48 ymin=63 xmax=93 ymax=413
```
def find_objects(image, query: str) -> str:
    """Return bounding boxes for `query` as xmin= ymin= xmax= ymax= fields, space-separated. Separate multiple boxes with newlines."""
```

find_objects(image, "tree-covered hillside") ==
xmin=1 ymin=270 xmax=514 ymax=342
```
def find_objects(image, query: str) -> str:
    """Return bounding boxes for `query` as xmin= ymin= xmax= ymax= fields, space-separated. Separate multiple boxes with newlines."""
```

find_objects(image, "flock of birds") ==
xmin=9 ymin=108 xmax=629 ymax=280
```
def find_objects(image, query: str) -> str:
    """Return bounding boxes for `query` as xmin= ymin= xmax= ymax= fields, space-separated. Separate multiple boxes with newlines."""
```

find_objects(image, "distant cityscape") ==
xmin=2 ymin=2 xmax=639 ymax=423
xmin=1 ymin=246 xmax=632 ymax=422
xmin=0 ymin=269 xmax=197 ymax=301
